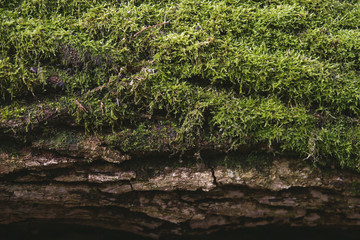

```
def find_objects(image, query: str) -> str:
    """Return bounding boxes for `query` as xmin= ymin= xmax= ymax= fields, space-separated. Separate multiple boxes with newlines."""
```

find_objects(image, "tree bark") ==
xmin=1 ymin=140 xmax=360 ymax=239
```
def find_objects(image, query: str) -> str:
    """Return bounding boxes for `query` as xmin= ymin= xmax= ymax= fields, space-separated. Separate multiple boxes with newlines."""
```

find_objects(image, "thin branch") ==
xmin=75 ymin=100 xmax=88 ymax=113
xmin=133 ymin=21 xmax=170 ymax=37
xmin=98 ymin=100 xmax=104 ymax=115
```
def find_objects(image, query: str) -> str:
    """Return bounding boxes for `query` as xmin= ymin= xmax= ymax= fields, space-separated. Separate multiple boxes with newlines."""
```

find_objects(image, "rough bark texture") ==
xmin=1 ymin=141 xmax=360 ymax=239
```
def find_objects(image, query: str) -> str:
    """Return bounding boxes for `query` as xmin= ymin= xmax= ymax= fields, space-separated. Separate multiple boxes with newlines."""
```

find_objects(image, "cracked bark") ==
xmin=1 ymin=141 xmax=360 ymax=239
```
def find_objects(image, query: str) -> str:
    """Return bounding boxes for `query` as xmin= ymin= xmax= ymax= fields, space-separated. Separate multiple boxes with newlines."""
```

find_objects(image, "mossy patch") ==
xmin=1 ymin=0 xmax=360 ymax=172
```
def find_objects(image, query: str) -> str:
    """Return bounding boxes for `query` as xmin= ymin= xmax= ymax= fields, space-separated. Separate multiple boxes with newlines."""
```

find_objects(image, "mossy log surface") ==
xmin=1 ymin=0 xmax=360 ymax=238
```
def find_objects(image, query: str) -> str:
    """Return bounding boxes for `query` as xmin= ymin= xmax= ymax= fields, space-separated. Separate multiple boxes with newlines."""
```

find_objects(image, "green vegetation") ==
xmin=1 ymin=0 xmax=360 ymax=171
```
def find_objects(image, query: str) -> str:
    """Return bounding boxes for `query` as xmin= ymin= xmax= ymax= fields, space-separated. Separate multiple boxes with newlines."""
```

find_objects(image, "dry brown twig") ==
xmin=98 ymin=100 xmax=104 ymax=115
xmin=133 ymin=21 xmax=170 ymax=37
xmin=75 ymin=100 xmax=88 ymax=113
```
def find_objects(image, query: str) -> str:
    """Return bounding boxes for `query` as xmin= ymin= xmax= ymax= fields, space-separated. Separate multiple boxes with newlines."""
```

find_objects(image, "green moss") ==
xmin=2 ymin=0 xmax=360 ymax=172
xmin=32 ymin=130 xmax=83 ymax=151
xmin=104 ymin=121 xmax=178 ymax=152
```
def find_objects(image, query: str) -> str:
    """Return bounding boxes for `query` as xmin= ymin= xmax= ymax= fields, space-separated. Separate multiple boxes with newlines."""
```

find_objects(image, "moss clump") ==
xmin=1 ymin=0 xmax=360 ymax=172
